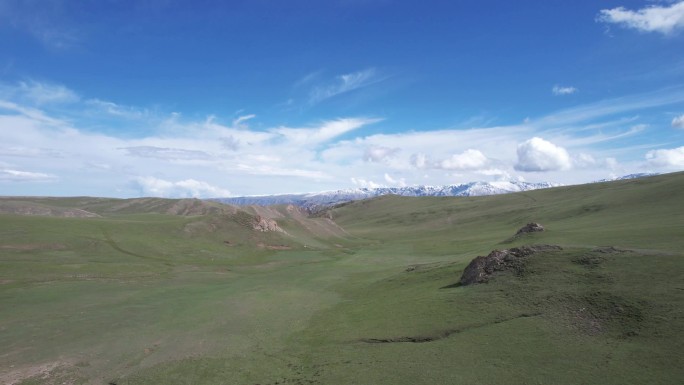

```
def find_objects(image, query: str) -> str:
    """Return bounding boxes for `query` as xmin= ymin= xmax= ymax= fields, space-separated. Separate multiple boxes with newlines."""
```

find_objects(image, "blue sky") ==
xmin=1 ymin=0 xmax=684 ymax=197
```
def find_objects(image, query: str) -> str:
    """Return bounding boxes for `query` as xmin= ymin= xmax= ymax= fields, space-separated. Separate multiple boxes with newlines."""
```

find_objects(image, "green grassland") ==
xmin=1 ymin=173 xmax=683 ymax=384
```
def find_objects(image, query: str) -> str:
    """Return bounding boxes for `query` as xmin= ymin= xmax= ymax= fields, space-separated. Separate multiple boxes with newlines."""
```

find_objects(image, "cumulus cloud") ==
xmin=672 ymin=114 xmax=684 ymax=129
xmin=439 ymin=149 xmax=489 ymax=170
xmin=598 ymin=1 xmax=684 ymax=35
xmin=0 ymin=168 xmax=56 ymax=182
xmin=645 ymin=146 xmax=684 ymax=168
xmin=120 ymin=146 xmax=212 ymax=161
xmin=515 ymin=137 xmax=572 ymax=172
xmin=134 ymin=176 xmax=231 ymax=198
xmin=384 ymin=173 xmax=406 ymax=187
xmin=351 ymin=177 xmax=384 ymax=189
xmin=552 ymin=85 xmax=578 ymax=96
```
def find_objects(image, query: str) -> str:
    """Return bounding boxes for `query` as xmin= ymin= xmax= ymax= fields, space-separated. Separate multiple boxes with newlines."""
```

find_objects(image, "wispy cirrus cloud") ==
xmin=0 ymin=80 xmax=79 ymax=105
xmin=535 ymin=85 xmax=684 ymax=127
xmin=308 ymin=68 xmax=385 ymax=104
xmin=86 ymin=99 xmax=149 ymax=120
xmin=598 ymin=1 xmax=684 ymax=35
xmin=120 ymin=146 xmax=213 ymax=161
xmin=552 ymin=85 xmax=578 ymax=96
xmin=0 ymin=168 xmax=57 ymax=182
xmin=0 ymin=0 xmax=81 ymax=49
xmin=273 ymin=117 xmax=381 ymax=146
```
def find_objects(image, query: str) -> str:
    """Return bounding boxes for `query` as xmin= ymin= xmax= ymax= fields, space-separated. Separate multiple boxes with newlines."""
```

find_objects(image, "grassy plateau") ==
xmin=1 ymin=172 xmax=683 ymax=384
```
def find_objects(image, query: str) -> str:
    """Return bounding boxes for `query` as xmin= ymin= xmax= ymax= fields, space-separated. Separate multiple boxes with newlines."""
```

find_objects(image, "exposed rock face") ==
xmin=459 ymin=245 xmax=562 ymax=286
xmin=252 ymin=215 xmax=284 ymax=232
xmin=516 ymin=222 xmax=545 ymax=235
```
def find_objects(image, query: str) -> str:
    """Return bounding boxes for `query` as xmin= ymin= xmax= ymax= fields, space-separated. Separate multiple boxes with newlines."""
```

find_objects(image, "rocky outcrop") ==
xmin=252 ymin=215 xmax=284 ymax=232
xmin=516 ymin=222 xmax=544 ymax=235
xmin=459 ymin=245 xmax=562 ymax=286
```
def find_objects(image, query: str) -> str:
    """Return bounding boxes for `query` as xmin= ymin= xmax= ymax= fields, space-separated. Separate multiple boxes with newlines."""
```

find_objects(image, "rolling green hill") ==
xmin=1 ymin=173 xmax=683 ymax=384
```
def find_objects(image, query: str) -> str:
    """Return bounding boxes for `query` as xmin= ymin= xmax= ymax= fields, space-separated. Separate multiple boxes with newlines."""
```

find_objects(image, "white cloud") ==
xmin=0 ymin=146 xmax=65 ymax=158
xmin=598 ymin=1 xmax=684 ymax=35
xmin=384 ymin=173 xmax=406 ymax=187
xmin=410 ymin=153 xmax=429 ymax=169
xmin=309 ymin=68 xmax=383 ymax=104
xmin=2 ymin=82 xmax=683 ymax=196
xmin=645 ymin=146 xmax=684 ymax=168
xmin=515 ymin=137 xmax=572 ymax=172
xmin=672 ymin=114 xmax=684 ymax=129
xmin=86 ymin=99 xmax=148 ymax=119
xmin=16 ymin=81 xmax=79 ymax=105
xmin=364 ymin=145 xmax=400 ymax=162
xmin=605 ymin=157 xmax=620 ymax=170
xmin=0 ymin=168 xmax=56 ymax=182
xmin=120 ymin=146 xmax=212 ymax=161
xmin=274 ymin=117 xmax=380 ymax=146
xmin=552 ymin=85 xmax=578 ymax=96
xmin=134 ymin=176 xmax=231 ymax=198
xmin=0 ymin=81 xmax=79 ymax=106
xmin=233 ymin=163 xmax=329 ymax=179
xmin=351 ymin=177 xmax=384 ymax=189
xmin=232 ymin=114 xmax=256 ymax=127
xmin=221 ymin=136 xmax=241 ymax=151
xmin=439 ymin=149 xmax=489 ymax=170
xmin=573 ymin=153 xmax=597 ymax=168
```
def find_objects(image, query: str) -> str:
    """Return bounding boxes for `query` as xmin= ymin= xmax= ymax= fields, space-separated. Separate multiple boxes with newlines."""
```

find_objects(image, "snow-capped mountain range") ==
xmin=212 ymin=180 xmax=560 ymax=210
xmin=212 ymin=173 xmax=660 ymax=210
xmin=595 ymin=173 xmax=659 ymax=183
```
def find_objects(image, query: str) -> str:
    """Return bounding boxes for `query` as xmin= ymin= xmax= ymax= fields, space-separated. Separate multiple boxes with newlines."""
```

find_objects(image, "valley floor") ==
xmin=1 ymin=173 xmax=683 ymax=384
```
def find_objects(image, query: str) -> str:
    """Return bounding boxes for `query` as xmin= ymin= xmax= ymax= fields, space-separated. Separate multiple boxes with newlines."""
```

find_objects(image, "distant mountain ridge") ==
xmin=595 ymin=173 xmax=659 ymax=182
xmin=212 ymin=180 xmax=560 ymax=210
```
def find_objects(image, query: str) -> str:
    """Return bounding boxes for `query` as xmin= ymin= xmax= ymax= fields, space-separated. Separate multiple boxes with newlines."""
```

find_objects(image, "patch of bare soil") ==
xmin=1 ymin=361 xmax=75 ymax=385
xmin=256 ymin=242 xmax=292 ymax=250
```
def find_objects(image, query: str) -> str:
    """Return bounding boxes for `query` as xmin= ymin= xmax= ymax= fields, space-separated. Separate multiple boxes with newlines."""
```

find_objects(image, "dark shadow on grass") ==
xmin=360 ymin=312 xmax=542 ymax=344
xmin=440 ymin=282 xmax=462 ymax=289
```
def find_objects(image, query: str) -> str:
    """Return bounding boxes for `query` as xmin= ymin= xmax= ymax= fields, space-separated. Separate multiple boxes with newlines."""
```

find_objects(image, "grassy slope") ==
xmin=1 ymin=173 xmax=683 ymax=384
